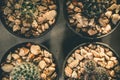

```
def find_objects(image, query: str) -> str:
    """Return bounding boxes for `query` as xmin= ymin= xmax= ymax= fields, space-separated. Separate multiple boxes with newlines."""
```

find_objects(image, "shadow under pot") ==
xmin=0 ymin=0 xmax=59 ymax=39
xmin=64 ymin=0 xmax=120 ymax=39
xmin=0 ymin=42 xmax=58 ymax=80
xmin=63 ymin=42 xmax=120 ymax=80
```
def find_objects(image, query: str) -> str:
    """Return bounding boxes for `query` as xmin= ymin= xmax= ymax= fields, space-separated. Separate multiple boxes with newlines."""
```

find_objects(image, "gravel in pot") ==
xmin=64 ymin=0 xmax=120 ymax=39
xmin=63 ymin=42 xmax=120 ymax=80
xmin=0 ymin=42 xmax=58 ymax=80
xmin=0 ymin=0 xmax=59 ymax=38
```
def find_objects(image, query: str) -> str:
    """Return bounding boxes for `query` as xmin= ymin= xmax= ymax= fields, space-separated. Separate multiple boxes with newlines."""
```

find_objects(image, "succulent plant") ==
xmin=114 ymin=66 xmax=120 ymax=79
xmin=82 ymin=0 xmax=116 ymax=18
xmin=84 ymin=60 xmax=96 ymax=73
xmin=95 ymin=67 xmax=109 ymax=80
xmin=20 ymin=0 xmax=37 ymax=23
xmin=10 ymin=62 xmax=40 ymax=80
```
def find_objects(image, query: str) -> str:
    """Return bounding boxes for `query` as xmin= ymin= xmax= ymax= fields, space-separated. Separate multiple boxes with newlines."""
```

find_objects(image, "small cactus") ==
xmin=84 ymin=60 xmax=96 ymax=73
xmin=10 ymin=62 xmax=40 ymax=80
xmin=82 ymin=0 xmax=116 ymax=18
xmin=114 ymin=66 xmax=120 ymax=79
xmin=95 ymin=67 xmax=109 ymax=80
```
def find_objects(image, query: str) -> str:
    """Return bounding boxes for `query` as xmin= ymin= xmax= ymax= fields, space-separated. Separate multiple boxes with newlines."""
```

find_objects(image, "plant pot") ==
xmin=0 ymin=0 xmax=59 ymax=39
xmin=63 ymin=0 xmax=120 ymax=39
xmin=0 ymin=42 xmax=59 ymax=80
xmin=63 ymin=42 xmax=120 ymax=80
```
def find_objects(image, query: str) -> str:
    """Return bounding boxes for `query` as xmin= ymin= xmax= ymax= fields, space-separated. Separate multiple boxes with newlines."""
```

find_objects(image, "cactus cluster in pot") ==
xmin=66 ymin=0 xmax=120 ymax=37
xmin=84 ymin=60 xmax=109 ymax=80
xmin=10 ymin=62 xmax=40 ymax=80
xmin=64 ymin=43 xmax=120 ymax=80
xmin=0 ymin=43 xmax=57 ymax=80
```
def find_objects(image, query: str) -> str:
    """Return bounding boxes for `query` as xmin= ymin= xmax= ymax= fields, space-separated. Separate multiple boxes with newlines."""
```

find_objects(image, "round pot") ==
xmin=0 ymin=42 xmax=59 ymax=80
xmin=63 ymin=0 xmax=120 ymax=39
xmin=63 ymin=42 xmax=120 ymax=80
xmin=0 ymin=0 xmax=59 ymax=39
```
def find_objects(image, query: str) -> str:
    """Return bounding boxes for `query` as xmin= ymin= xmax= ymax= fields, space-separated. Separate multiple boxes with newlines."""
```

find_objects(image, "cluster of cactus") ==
xmin=21 ymin=0 xmax=36 ymax=23
xmin=82 ymin=0 xmax=116 ymax=18
xmin=95 ymin=67 xmax=109 ymax=80
xmin=84 ymin=60 xmax=96 ymax=73
xmin=84 ymin=60 xmax=109 ymax=80
xmin=10 ymin=62 xmax=40 ymax=80
xmin=114 ymin=66 xmax=120 ymax=79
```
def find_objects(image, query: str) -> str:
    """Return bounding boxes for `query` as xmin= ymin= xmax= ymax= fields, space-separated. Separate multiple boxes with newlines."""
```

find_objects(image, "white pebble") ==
xmin=30 ymin=45 xmax=41 ymax=55
xmin=19 ymin=47 xmax=29 ymax=56
xmin=1 ymin=64 xmax=14 ymax=72
xmin=65 ymin=66 xmax=73 ymax=77
xmin=109 ymin=70 xmax=115 ymax=77
xmin=72 ymin=71 xmax=78 ymax=78
xmin=105 ymin=11 xmax=112 ymax=18
xmin=44 ymin=50 xmax=52 ymax=58
xmin=106 ymin=61 xmax=114 ymax=69
xmin=67 ymin=57 xmax=74 ymax=64
xmin=12 ymin=54 xmax=20 ymax=60
xmin=75 ymin=53 xmax=83 ymax=61
xmin=39 ymin=60 xmax=47 ymax=69
xmin=68 ymin=60 xmax=79 ymax=68
xmin=112 ymin=14 xmax=120 ymax=24
xmin=87 ymin=52 xmax=93 ymax=59
xmin=106 ymin=51 xmax=113 ymax=57
xmin=43 ymin=10 xmax=57 ymax=21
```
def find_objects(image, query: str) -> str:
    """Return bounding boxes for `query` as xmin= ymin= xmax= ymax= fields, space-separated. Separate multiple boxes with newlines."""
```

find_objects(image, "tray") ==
xmin=0 ymin=0 xmax=120 ymax=80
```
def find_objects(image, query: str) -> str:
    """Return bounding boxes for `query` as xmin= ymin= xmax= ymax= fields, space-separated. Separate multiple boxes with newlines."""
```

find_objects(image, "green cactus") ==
xmin=82 ymin=0 xmax=116 ymax=18
xmin=95 ymin=67 xmax=109 ymax=80
xmin=84 ymin=60 xmax=96 ymax=73
xmin=21 ymin=0 xmax=36 ymax=23
xmin=10 ymin=62 xmax=40 ymax=80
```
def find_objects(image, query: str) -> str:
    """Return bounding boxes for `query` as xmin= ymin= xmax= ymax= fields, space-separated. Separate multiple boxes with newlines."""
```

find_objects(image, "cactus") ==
xmin=21 ymin=0 xmax=36 ymax=23
xmin=114 ymin=66 xmax=120 ymax=79
xmin=10 ymin=62 xmax=40 ymax=80
xmin=84 ymin=60 xmax=96 ymax=73
xmin=95 ymin=67 xmax=109 ymax=80
xmin=82 ymin=0 xmax=116 ymax=18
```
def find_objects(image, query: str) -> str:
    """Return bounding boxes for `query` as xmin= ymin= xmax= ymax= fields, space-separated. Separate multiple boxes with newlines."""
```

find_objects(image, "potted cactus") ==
xmin=63 ymin=42 xmax=120 ymax=80
xmin=94 ymin=67 xmax=109 ymax=80
xmin=64 ymin=0 xmax=120 ymax=38
xmin=0 ymin=42 xmax=58 ymax=80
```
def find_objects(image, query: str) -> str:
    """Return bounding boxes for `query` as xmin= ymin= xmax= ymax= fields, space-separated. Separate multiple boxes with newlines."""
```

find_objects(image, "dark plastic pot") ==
xmin=63 ymin=42 xmax=120 ymax=80
xmin=63 ymin=0 xmax=120 ymax=39
xmin=0 ymin=42 xmax=59 ymax=80
xmin=0 ymin=0 xmax=60 ymax=39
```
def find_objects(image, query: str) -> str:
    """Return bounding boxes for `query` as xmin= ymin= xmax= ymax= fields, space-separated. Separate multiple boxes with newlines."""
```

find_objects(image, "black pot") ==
xmin=63 ymin=42 xmax=120 ymax=80
xmin=0 ymin=42 xmax=59 ymax=80
xmin=0 ymin=0 xmax=60 ymax=39
xmin=63 ymin=0 xmax=120 ymax=39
